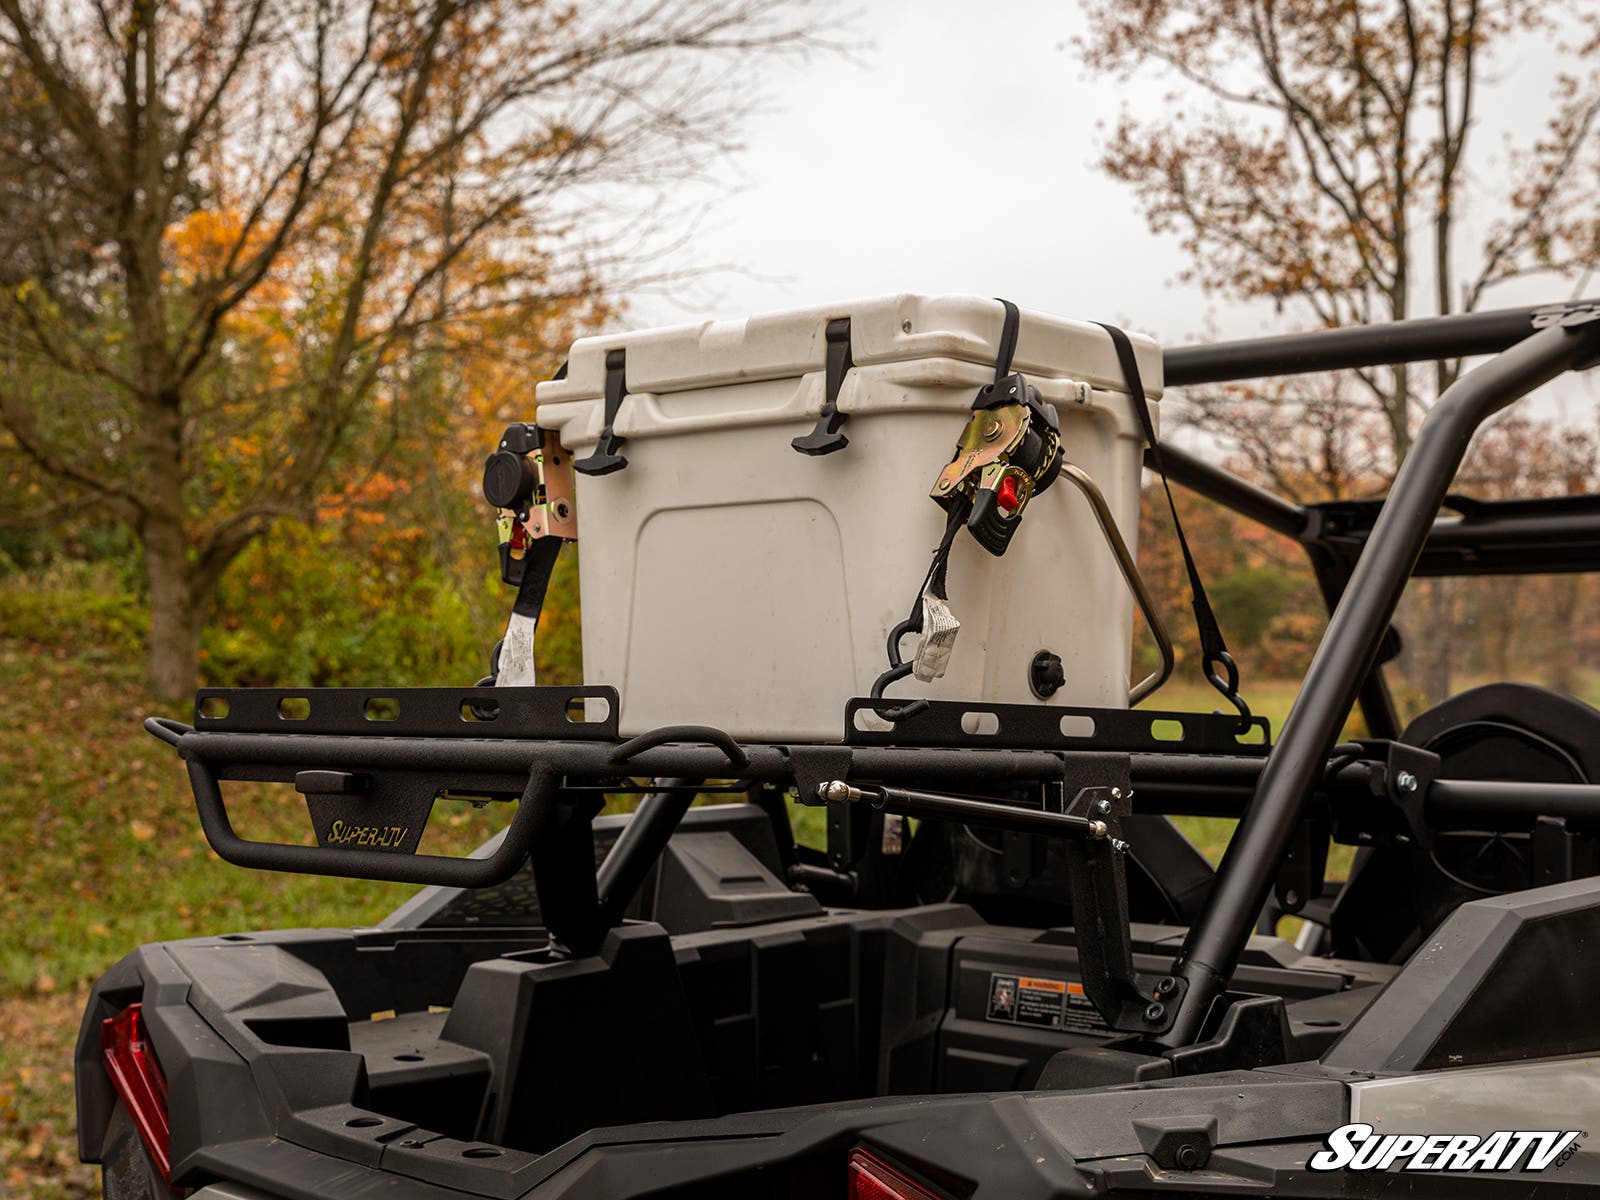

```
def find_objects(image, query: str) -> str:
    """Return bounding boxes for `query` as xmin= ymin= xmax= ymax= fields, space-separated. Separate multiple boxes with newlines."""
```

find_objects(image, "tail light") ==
xmin=848 ymin=1149 xmax=944 ymax=1200
xmin=102 ymin=1003 xmax=172 ymax=1181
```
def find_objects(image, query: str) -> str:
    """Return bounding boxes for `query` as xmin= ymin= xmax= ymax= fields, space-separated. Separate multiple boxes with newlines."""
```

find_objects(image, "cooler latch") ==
xmin=791 ymin=317 xmax=854 ymax=455
xmin=574 ymin=349 xmax=630 ymax=475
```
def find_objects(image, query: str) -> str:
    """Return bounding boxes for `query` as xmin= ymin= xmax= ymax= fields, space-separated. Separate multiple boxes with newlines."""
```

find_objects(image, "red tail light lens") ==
xmin=102 ymin=1003 xmax=172 ymax=1181
xmin=849 ymin=1149 xmax=942 ymax=1200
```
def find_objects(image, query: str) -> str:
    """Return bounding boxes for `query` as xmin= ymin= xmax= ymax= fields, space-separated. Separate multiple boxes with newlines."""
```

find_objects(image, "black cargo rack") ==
xmin=144 ymin=297 xmax=1600 ymax=1052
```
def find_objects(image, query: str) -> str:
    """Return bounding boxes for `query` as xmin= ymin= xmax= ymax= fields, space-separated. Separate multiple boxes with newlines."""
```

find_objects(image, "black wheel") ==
xmin=99 ymin=1101 xmax=181 ymax=1200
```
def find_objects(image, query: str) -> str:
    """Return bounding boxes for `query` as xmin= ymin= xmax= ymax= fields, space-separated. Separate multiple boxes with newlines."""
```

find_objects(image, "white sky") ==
xmin=624 ymin=0 xmax=1598 ymax=428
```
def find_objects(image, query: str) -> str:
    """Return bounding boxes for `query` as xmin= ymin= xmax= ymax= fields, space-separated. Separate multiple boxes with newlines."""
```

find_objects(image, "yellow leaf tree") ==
xmin=0 ymin=0 xmax=828 ymax=698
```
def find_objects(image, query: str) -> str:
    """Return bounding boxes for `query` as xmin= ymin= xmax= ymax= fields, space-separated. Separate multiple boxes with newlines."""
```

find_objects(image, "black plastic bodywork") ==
xmin=76 ymin=847 xmax=1600 ymax=1197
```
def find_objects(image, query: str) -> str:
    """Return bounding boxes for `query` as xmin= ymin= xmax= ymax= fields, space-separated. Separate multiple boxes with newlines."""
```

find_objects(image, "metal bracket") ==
xmin=786 ymin=745 xmax=859 ymax=871
xmin=1381 ymin=742 xmax=1442 ymax=850
xmin=519 ymin=428 xmax=577 ymax=540
xmin=791 ymin=318 xmax=854 ymax=455
xmin=1530 ymin=815 xmax=1600 ymax=886
xmin=1532 ymin=302 xmax=1600 ymax=330
xmin=1533 ymin=303 xmax=1600 ymax=369
xmin=574 ymin=349 xmax=630 ymax=475
xmin=1273 ymin=803 xmax=1329 ymax=915
xmin=1058 ymin=758 xmax=1187 ymax=1034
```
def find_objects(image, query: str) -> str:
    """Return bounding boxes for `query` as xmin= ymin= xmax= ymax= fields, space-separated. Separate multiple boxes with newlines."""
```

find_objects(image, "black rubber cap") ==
xmin=483 ymin=450 xmax=536 ymax=509
xmin=1030 ymin=650 xmax=1066 ymax=699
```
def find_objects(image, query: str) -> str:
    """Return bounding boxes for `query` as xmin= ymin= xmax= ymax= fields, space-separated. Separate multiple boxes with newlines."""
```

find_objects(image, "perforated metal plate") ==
xmin=194 ymin=686 xmax=620 ymax=740
xmin=844 ymin=698 xmax=1272 ymax=755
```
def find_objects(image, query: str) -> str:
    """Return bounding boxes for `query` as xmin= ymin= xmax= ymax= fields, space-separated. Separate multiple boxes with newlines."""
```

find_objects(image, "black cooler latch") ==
xmin=574 ymin=349 xmax=630 ymax=475
xmin=791 ymin=317 xmax=854 ymax=455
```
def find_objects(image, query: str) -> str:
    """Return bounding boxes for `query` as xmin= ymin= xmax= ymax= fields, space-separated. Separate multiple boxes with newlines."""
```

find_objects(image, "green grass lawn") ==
xmin=0 ymin=618 xmax=1359 ymax=1199
xmin=0 ymin=605 xmax=529 ymax=1197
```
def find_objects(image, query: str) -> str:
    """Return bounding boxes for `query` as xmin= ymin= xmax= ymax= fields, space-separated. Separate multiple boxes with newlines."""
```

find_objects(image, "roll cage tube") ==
xmin=1156 ymin=311 xmax=1600 ymax=1048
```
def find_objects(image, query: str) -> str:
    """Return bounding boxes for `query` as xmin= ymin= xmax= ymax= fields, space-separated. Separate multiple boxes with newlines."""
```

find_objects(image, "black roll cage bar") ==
xmin=145 ymin=296 xmax=1600 ymax=1054
xmin=1153 ymin=296 xmax=1600 ymax=1045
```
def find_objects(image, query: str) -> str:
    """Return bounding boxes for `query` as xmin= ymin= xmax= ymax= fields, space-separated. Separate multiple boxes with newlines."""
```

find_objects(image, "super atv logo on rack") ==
xmin=1309 ymin=1124 xmax=1584 ymax=1172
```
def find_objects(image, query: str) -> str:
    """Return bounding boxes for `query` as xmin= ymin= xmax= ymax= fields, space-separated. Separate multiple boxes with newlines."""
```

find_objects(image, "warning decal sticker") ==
xmin=985 ymin=972 xmax=1112 ymax=1034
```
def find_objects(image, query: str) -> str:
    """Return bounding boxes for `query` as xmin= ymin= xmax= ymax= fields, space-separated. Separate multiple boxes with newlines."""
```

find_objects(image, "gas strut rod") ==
xmin=817 ymin=780 xmax=1113 ymax=842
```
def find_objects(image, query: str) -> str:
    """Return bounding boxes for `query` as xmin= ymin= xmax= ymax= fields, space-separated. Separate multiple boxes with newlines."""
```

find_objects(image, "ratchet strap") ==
xmin=1094 ymin=321 xmax=1252 ymax=730
xmin=871 ymin=300 xmax=1021 ymax=712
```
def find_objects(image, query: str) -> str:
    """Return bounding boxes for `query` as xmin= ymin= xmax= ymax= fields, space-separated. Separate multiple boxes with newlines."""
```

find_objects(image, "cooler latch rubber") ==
xmin=574 ymin=349 xmax=630 ymax=475
xmin=791 ymin=317 xmax=854 ymax=455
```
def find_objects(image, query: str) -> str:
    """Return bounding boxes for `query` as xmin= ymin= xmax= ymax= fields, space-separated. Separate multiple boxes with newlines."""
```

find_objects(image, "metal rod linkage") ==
xmin=817 ymin=780 xmax=1111 ymax=841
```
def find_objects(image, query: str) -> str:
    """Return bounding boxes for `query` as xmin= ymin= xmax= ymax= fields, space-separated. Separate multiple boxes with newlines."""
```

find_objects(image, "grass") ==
xmin=0 ymin=593 xmax=1361 ymax=1199
xmin=0 ymin=590 xmax=512 ymax=1198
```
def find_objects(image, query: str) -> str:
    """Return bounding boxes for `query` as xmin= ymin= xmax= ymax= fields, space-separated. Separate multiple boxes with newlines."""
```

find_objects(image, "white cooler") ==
xmin=535 ymin=294 xmax=1160 ymax=742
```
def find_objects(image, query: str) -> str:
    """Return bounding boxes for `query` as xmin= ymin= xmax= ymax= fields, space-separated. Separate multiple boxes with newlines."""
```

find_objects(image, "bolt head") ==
xmin=1397 ymin=770 xmax=1419 ymax=793
xmin=1144 ymin=1001 xmax=1166 ymax=1024
xmin=982 ymin=418 xmax=1003 ymax=441
xmin=1154 ymin=975 xmax=1177 ymax=997
xmin=1095 ymin=798 xmax=1112 ymax=815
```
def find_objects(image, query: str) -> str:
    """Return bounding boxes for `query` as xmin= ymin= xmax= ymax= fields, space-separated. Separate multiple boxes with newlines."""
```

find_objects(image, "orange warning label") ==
xmin=1019 ymin=977 xmax=1066 ymax=993
xmin=985 ymin=972 xmax=1113 ymax=1034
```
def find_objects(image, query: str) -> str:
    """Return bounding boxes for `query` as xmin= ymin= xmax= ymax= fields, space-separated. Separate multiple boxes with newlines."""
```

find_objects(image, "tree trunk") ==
xmin=143 ymin=512 xmax=202 ymax=702
xmin=1548 ymin=575 xmax=1580 ymax=697
xmin=1484 ymin=578 xmax=1519 ymax=681
xmin=1416 ymin=577 xmax=1455 ymax=707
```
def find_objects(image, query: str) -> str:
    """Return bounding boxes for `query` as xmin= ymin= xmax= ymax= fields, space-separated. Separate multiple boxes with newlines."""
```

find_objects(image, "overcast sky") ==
xmin=624 ymin=0 xmax=1596 ymax=426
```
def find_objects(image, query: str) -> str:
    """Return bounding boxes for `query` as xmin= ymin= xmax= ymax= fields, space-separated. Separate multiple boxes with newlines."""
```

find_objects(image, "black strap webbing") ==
xmin=1094 ymin=322 xmax=1251 ymax=729
xmin=994 ymin=298 xmax=1020 ymax=383
xmin=511 ymin=535 xmax=564 ymax=620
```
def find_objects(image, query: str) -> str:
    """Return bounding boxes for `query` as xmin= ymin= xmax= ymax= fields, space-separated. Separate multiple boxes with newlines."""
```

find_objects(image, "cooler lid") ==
xmin=536 ymin=294 xmax=1163 ymax=405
